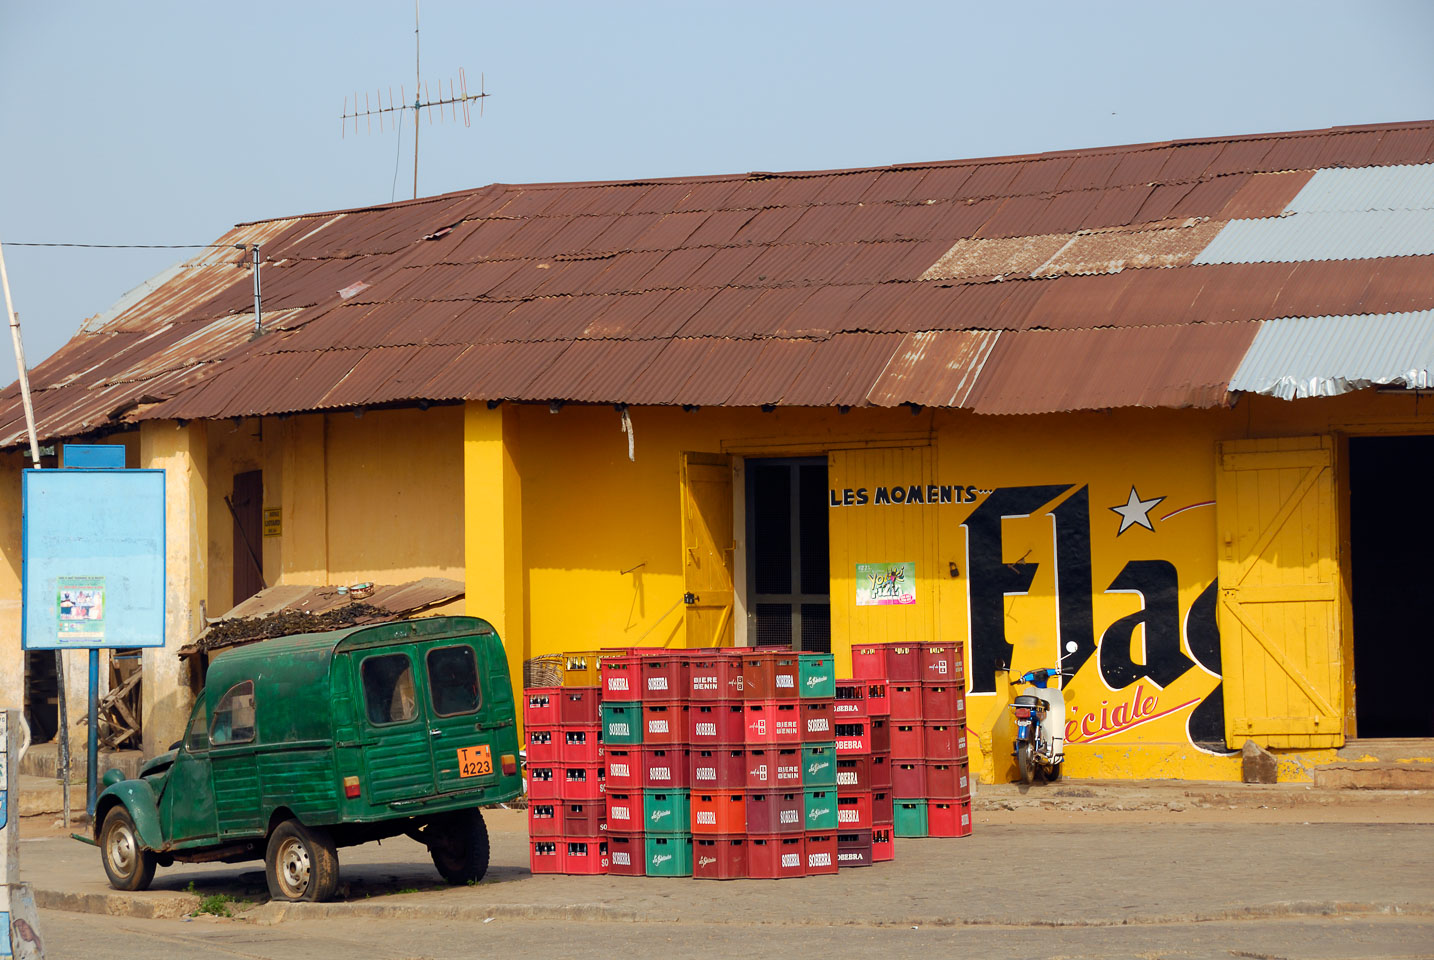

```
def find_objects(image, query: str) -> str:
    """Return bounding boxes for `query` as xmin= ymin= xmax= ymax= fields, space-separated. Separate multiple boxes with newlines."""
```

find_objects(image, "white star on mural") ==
xmin=1110 ymin=486 xmax=1165 ymax=535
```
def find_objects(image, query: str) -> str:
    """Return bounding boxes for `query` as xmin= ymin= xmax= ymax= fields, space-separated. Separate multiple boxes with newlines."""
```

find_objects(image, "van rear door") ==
xmin=424 ymin=639 xmax=499 ymax=794
xmin=354 ymin=646 xmax=436 ymax=802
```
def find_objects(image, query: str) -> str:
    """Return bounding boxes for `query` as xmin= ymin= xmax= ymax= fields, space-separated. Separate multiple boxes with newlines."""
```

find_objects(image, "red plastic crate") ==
xmin=524 ymin=689 xmax=561 ymax=726
xmin=559 ymin=687 xmax=601 ymax=725
xmin=688 ymin=701 xmax=746 ymax=746
xmin=872 ymin=790 xmax=894 ymax=825
xmin=528 ymin=802 xmax=560 ymax=837
xmin=527 ymin=764 xmax=559 ymax=800
xmin=834 ymin=721 xmax=870 ymax=755
xmin=836 ymin=792 xmax=873 ymax=830
xmin=605 ymin=791 xmax=644 ymax=833
xmin=865 ymin=681 xmax=890 ymax=716
xmin=690 ymin=747 xmax=747 ymax=790
xmin=921 ymin=684 xmax=964 ymax=722
xmin=562 ymin=837 xmax=609 ymax=875
xmin=688 ymin=653 xmax=744 ymax=700
xmin=771 ymin=701 xmax=802 ymax=744
xmin=529 ymin=839 xmax=562 ymax=874
xmin=872 ymin=825 xmax=895 ymax=861
xmin=642 ymin=702 xmax=688 ymax=744
xmin=692 ymin=790 xmax=746 ymax=834
xmin=603 ymin=747 xmax=641 ymax=790
xmin=888 ymin=684 xmax=922 ymax=721
xmin=746 ymin=700 xmax=802 ymax=745
xmin=870 ymin=752 xmax=892 ymax=790
xmin=606 ymin=831 xmax=645 ymax=876
xmin=890 ymin=723 xmax=925 ymax=760
xmin=835 ymin=755 xmax=871 ymax=792
xmin=745 ymin=747 xmax=802 ymax=790
xmin=560 ymin=800 xmax=605 ymax=837
xmin=850 ymin=645 xmax=886 ymax=681
xmin=744 ymin=790 xmax=804 ymax=834
xmin=927 ymin=760 xmax=971 ymax=799
xmin=920 ymin=643 xmax=963 ymax=683
xmin=882 ymin=644 xmax=922 ymax=682
xmin=800 ymin=700 xmax=834 ymax=742
xmin=640 ymin=655 xmax=689 ymax=701
xmin=772 ymin=654 xmax=800 ymax=698
xmin=641 ymin=746 xmax=690 ymax=789
xmin=525 ymin=726 xmax=559 ymax=764
xmin=694 ymin=836 xmax=748 ymax=880
xmin=836 ymin=829 xmax=873 ymax=868
xmin=561 ymin=763 xmax=605 ymax=801
xmin=560 ymin=726 xmax=602 ymax=764
xmin=870 ymin=718 xmax=891 ymax=755
xmin=600 ymin=656 xmax=642 ymax=701
xmin=923 ymin=723 xmax=965 ymax=762
xmin=833 ymin=681 xmax=867 ymax=719
xmin=804 ymin=833 xmax=838 ymax=876
xmin=748 ymin=834 xmax=806 ymax=879
xmin=741 ymin=652 xmax=799 ymax=700
xmin=929 ymin=799 xmax=973 ymax=838
xmin=891 ymin=760 xmax=927 ymax=798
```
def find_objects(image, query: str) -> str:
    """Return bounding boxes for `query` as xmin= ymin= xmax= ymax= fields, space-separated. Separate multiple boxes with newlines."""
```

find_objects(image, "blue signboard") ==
xmin=21 ymin=469 xmax=166 ymax=650
xmin=60 ymin=444 xmax=127 ymax=469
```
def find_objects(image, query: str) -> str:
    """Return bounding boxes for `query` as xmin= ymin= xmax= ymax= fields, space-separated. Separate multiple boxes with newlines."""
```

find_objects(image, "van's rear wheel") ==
xmin=265 ymin=819 xmax=339 ymax=902
xmin=429 ymin=808 xmax=490 ymax=884
xmin=100 ymin=806 xmax=156 ymax=891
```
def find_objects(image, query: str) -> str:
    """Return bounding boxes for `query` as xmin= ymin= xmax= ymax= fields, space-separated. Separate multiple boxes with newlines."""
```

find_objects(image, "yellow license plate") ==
xmin=457 ymin=745 xmax=492 ymax=778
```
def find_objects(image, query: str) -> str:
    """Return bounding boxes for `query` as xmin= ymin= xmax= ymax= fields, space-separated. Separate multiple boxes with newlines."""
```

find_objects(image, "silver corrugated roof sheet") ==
xmin=1229 ymin=309 xmax=1434 ymax=398
xmin=1193 ymin=208 xmax=1434 ymax=264
xmin=1284 ymin=164 xmax=1434 ymax=213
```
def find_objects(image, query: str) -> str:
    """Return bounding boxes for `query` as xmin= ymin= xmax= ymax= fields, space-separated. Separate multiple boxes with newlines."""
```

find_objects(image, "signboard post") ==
xmin=0 ymin=712 xmax=46 ymax=959
xmin=21 ymin=461 xmax=165 ymax=820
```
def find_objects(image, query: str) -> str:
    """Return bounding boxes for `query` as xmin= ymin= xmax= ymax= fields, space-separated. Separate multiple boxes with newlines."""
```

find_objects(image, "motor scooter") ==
xmin=1008 ymin=666 xmax=1071 ymax=784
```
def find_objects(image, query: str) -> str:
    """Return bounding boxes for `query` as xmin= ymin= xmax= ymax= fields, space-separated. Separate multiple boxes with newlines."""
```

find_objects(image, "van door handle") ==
xmin=429 ymin=729 xmax=441 ymax=737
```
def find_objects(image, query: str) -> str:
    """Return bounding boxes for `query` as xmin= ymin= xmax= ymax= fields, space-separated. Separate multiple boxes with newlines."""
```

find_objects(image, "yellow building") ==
xmin=4 ymin=120 xmax=1432 ymax=781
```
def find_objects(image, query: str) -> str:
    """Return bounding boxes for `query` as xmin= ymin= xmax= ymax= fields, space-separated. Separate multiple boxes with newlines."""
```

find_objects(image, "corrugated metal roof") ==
xmin=1193 ymin=208 xmax=1434 ymax=264
xmin=6 ymin=120 xmax=1434 ymax=444
xmin=1229 ymin=310 xmax=1434 ymax=398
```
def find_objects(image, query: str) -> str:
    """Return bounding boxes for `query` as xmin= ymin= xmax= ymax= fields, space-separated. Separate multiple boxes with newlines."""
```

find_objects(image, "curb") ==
xmin=248 ymin=899 xmax=639 ymax=925
xmin=33 ymin=887 xmax=200 ymax=920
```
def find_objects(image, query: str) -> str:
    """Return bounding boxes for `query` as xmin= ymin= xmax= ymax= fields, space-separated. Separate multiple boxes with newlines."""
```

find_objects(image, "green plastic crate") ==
xmin=804 ymin=787 xmax=837 ymax=831
xmin=601 ymin=701 xmax=643 ymax=745
xmin=645 ymin=834 xmax=693 ymax=876
xmin=798 ymin=654 xmax=836 ymax=699
xmin=643 ymin=788 xmax=691 ymax=835
xmin=893 ymin=798 xmax=929 ymax=837
xmin=801 ymin=742 xmax=837 ymax=787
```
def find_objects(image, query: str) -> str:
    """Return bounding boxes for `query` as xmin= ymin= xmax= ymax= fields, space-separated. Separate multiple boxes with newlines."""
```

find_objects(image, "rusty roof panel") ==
xmin=661 ymin=338 xmax=763 ymax=406
xmin=522 ymin=338 xmax=665 ymax=402
xmin=676 ymin=287 xmax=768 ymax=337
xmin=737 ymin=288 xmax=818 ymax=338
xmin=1155 ymin=142 xmax=1223 ymax=183
xmin=1056 ymin=151 xmax=1123 ymax=191
xmin=967 ymin=323 xmax=1258 ymax=415
xmin=670 ymin=178 xmax=741 ymax=213
xmin=921 ymin=234 xmax=1070 ymax=281
xmin=1369 ymin=127 xmax=1434 ymax=166
xmin=858 ymin=169 xmax=932 ymax=203
xmin=722 ymin=340 xmax=818 ymax=406
xmin=775 ymin=285 xmax=865 ymax=338
xmin=1131 ymin=182 xmax=1197 ymax=223
xmin=1216 ymin=171 xmax=1315 ymax=220
xmin=1039 ymin=219 xmax=1225 ymax=277
xmin=907 ymin=165 xmax=973 ymax=200
xmin=866 ymin=330 xmax=1000 ymax=407
xmin=1109 ymin=148 xmax=1171 ymax=188
xmin=781 ymin=333 xmax=904 ymax=406
xmin=631 ymin=211 xmax=710 ymax=251
xmin=619 ymin=338 xmax=715 ymax=404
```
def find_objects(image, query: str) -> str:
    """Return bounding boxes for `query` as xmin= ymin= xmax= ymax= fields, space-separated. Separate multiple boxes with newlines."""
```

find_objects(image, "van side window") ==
xmin=211 ymin=681 xmax=256 ymax=745
xmin=428 ymin=645 xmax=480 ymax=717
xmin=184 ymin=702 xmax=208 ymax=752
xmin=363 ymin=654 xmax=417 ymax=724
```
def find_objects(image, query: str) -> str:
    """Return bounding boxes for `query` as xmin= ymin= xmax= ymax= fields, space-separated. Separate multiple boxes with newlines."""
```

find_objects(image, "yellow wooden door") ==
xmin=827 ymin=446 xmax=939 ymax=676
xmin=681 ymin=452 xmax=735 ymax=648
xmin=1216 ymin=436 xmax=1344 ymax=749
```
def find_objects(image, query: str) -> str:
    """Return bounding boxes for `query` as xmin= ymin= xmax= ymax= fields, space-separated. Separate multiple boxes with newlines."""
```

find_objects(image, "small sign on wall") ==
xmin=856 ymin=562 xmax=916 ymax=606
xmin=263 ymin=507 xmax=282 ymax=537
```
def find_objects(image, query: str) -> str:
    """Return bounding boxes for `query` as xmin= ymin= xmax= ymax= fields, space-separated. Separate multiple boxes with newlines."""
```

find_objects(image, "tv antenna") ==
xmin=341 ymin=0 xmax=490 ymax=200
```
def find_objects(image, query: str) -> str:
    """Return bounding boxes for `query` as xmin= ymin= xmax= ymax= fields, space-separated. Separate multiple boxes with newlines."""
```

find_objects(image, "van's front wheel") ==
xmin=428 ymin=808 xmax=490 ymax=884
xmin=265 ymin=819 xmax=339 ymax=902
xmin=100 ymin=806 xmax=156 ymax=891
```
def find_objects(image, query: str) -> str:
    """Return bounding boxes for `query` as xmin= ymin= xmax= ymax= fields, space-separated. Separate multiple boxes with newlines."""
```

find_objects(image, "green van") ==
xmin=91 ymin=616 xmax=522 ymax=902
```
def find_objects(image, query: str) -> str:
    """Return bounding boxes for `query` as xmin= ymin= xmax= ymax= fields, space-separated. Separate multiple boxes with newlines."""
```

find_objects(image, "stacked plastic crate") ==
xmin=832 ymin=672 xmax=893 ymax=866
xmin=524 ymin=684 xmax=608 ymax=874
xmin=853 ymin=642 xmax=971 ymax=839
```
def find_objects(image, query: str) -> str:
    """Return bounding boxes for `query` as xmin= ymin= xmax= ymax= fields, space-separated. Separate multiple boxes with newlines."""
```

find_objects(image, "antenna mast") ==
xmin=340 ymin=0 xmax=490 ymax=200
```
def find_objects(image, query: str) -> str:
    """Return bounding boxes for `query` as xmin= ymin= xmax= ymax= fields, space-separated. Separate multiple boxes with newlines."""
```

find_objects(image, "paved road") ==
xmin=34 ymin=912 xmax=1434 ymax=960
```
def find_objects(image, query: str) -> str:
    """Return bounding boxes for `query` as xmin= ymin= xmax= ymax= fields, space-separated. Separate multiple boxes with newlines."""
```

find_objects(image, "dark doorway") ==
xmin=1349 ymin=435 xmax=1434 ymax=738
xmin=745 ymin=458 xmax=830 ymax=652
xmin=23 ymin=650 xmax=58 ymax=743
xmin=230 ymin=470 xmax=265 ymax=606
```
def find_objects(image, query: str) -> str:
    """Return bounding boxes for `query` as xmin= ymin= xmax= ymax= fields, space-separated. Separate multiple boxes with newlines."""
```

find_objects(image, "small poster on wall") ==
xmin=856 ymin=562 xmax=916 ymax=606
xmin=56 ymin=576 xmax=106 ymax=640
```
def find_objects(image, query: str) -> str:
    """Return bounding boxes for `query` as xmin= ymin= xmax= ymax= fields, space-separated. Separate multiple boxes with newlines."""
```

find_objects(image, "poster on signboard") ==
xmin=855 ymin=562 xmax=916 ymax=606
xmin=56 ymin=576 xmax=106 ymax=640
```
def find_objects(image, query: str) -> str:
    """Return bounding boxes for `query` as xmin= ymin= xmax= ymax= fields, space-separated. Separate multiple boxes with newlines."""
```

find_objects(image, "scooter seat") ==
xmin=1013 ymin=695 xmax=1042 ymax=707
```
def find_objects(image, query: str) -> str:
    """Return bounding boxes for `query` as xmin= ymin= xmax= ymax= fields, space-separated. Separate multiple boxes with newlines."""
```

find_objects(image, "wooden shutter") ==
xmin=680 ymin=452 xmax=734 ymax=648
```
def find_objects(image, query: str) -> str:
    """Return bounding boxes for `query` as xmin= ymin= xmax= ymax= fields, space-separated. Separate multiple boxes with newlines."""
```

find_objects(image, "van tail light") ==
xmin=343 ymin=775 xmax=361 ymax=799
xmin=501 ymin=754 xmax=517 ymax=776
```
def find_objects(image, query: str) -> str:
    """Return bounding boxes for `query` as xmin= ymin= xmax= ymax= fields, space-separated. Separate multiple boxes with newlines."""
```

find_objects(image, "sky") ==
xmin=1 ymin=0 xmax=1432 ymax=374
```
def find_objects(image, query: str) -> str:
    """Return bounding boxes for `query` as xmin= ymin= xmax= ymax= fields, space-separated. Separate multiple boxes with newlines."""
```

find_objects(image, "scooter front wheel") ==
xmin=1041 ymin=761 xmax=1063 ymax=783
xmin=1016 ymin=742 xmax=1035 ymax=784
